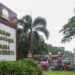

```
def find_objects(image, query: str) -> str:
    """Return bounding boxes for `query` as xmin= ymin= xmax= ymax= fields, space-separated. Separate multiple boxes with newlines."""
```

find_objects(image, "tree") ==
xmin=35 ymin=41 xmax=48 ymax=55
xmin=60 ymin=16 xmax=75 ymax=43
xmin=48 ymin=44 xmax=65 ymax=55
xmin=17 ymin=15 xmax=49 ymax=57
xmin=62 ymin=51 xmax=73 ymax=63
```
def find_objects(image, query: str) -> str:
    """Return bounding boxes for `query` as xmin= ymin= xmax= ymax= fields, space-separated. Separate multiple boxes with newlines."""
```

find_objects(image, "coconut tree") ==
xmin=17 ymin=15 xmax=49 ymax=56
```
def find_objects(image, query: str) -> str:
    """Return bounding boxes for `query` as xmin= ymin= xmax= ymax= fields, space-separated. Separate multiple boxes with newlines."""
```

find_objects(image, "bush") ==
xmin=0 ymin=59 xmax=42 ymax=75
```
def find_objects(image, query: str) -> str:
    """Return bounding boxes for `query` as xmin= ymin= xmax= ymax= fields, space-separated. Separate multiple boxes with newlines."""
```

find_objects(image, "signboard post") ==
xmin=0 ymin=3 xmax=17 ymax=61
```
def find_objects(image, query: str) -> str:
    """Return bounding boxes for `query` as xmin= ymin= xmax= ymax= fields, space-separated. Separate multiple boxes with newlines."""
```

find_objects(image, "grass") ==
xmin=43 ymin=71 xmax=75 ymax=75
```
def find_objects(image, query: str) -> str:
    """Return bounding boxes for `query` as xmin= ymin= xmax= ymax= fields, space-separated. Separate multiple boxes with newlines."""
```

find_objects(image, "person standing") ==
xmin=63 ymin=63 xmax=68 ymax=71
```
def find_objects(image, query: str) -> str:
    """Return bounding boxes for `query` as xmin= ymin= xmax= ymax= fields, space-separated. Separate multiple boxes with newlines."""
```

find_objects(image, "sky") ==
xmin=0 ymin=0 xmax=75 ymax=52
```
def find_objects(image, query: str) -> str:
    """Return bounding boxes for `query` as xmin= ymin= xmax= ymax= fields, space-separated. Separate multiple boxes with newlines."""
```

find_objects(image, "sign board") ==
xmin=0 ymin=3 xmax=17 ymax=61
xmin=0 ymin=23 xmax=16 ymax=61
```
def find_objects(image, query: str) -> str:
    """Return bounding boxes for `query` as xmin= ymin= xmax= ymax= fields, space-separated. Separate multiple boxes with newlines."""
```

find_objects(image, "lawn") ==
xmin=43 ymin=71 xmax=75 ymax=75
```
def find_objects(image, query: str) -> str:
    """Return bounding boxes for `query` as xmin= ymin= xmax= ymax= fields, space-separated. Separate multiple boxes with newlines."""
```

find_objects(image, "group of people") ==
xmin=39 ymin=59 xmax=69 ymax=71
xmin=40 ymin=59 xmax=49 ymax=70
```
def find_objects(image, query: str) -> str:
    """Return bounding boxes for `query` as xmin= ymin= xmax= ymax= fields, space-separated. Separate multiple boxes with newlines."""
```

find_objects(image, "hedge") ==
xmin=0 ymin=59 xmax=42 ymax=75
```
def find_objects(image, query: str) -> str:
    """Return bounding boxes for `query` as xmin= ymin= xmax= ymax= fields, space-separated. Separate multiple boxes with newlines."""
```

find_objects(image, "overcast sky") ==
xmin=0 ymin=0 xmax=75 ymax=52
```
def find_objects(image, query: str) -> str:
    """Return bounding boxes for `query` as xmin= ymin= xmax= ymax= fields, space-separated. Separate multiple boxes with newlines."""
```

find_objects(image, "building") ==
xmin=0 ymin=3 xmax=17 ymax=61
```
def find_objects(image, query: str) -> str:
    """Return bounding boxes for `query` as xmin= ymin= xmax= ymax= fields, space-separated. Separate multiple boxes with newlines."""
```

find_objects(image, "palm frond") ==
xmin=17 ymin=20 xmax=26 ymax=32
xmin=32 ymin=31 xmax=44 ymax=45
xmin=34 ymin=27 xmax=49 ymax=39
xmin=22 ymin=15 xmax=32 ymax=25
xmin=32 ymin=31 xmax=40 ymax=40
xmin=18 ymin=19 xmax=31 ymax=32
xmin=17 ymin=20 xmax=26 ymax=27
xmin=33 ymin=17 xmax=47 ymax=27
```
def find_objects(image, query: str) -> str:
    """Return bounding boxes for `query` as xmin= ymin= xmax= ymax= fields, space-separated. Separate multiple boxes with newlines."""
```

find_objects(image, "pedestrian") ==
xmin=63 ymin=63 xmax=68 ymax=71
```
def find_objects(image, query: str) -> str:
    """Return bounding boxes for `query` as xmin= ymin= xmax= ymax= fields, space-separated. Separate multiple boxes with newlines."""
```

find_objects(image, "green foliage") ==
xmin=34 ymin=41 xmax=48 ymax=55
xmin=62 ymin=51 xmax=73 ymax=61
xmin=33 ymin=55 xmax=41 ymax=61
xmin=60 ymin=16 xmax=75 ymax=43
xmin=48 ymin=44 xmax=65 ymax=54
xmin=17 ymin=15 xmax=49 ymax=58
xmin=0 ymin=59 xmax=42 ymax=75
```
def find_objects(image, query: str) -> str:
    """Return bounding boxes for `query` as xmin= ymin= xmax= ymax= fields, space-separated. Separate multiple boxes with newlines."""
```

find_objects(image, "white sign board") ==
xmin=0 ymin=23 xmax=16 ymax=61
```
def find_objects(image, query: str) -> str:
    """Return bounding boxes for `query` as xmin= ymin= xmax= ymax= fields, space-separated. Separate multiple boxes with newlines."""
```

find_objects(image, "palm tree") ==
xmin=17 ymin=15 xmax=49 ymax=55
